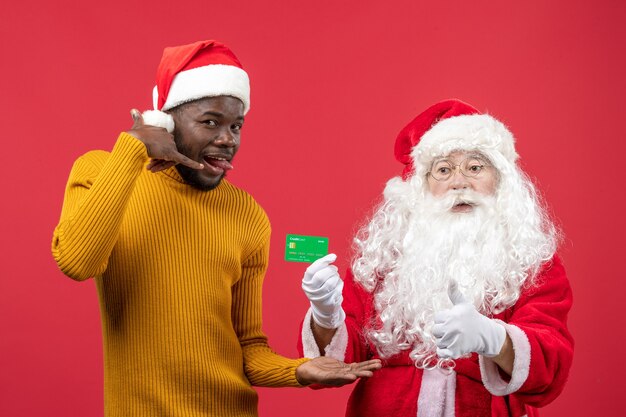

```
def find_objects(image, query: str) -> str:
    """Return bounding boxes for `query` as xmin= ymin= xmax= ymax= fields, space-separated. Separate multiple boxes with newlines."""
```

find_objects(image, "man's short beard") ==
xmin=351 ymin=169 xmax=558 ymax=369
xmin=173 ymin=136 xmax=225 ymax=192
xmin=175 ymin=164 xmax=224 ymax=192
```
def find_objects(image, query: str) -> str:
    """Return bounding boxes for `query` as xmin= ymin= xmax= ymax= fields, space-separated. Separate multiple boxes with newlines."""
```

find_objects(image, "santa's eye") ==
xmin=463 ymin=157 xmax=489 ymax=176
xmin=430 ymin=161 xmax=456 ymax=180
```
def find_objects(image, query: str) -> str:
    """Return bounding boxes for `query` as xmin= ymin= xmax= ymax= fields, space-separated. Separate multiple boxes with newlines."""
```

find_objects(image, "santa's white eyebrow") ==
xmin=433 ymin=152 xmax=488 ymax=164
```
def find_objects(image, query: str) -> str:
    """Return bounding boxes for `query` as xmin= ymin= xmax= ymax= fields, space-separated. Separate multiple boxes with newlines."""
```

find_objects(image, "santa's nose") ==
xmin=449 ymin=170 xmax=470 ymax=190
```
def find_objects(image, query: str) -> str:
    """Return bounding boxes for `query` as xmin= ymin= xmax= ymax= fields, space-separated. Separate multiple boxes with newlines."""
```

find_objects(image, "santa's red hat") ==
xmin=142 ymin=40 xmax=250 ymax=132
xmin=394 ymin=99 xmax=518 ymax=180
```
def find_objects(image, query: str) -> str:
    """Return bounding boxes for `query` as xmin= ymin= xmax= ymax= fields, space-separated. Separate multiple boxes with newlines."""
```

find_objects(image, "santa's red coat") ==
xmin=298 ymin=256 xmax=574 ymax=417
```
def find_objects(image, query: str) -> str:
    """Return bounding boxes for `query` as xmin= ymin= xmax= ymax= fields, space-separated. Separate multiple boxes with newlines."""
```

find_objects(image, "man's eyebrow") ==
xmin=200 ymin=111 xmax=224 ymax=118
xmin=200 ymin=111 xmax=244 ymax=121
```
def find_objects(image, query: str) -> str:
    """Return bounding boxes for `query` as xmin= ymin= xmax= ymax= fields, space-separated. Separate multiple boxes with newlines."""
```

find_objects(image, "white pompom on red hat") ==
xmin=142 ymin=40 xmax=250 ymax=133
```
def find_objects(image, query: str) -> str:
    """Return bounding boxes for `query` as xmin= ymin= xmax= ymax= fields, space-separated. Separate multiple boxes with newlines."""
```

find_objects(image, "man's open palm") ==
xmin=296 ymin=357 xmax=382 ymax=387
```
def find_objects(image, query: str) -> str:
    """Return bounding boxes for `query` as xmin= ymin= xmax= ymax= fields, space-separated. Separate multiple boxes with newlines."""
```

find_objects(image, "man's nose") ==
xmin=214 ymin=129 xmax=237 ymax=147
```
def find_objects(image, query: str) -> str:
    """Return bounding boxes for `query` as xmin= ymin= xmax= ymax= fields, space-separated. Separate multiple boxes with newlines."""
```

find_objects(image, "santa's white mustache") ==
xmin=432 ymin=189 xmax=491 ymax=211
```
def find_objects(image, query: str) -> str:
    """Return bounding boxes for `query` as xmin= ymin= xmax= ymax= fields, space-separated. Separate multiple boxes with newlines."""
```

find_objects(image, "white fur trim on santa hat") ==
xmin=301 ymin=307 xmax=348 ymax=361
xmin=479 ymin=320 xmax=531 ymax=396
xmin=411 ymin=114 xmax=518 ymax=176
xmin=154 ymin=64 xmax=250 ymax=114
xmin=141 ymin=110 xmax=175 ymax=133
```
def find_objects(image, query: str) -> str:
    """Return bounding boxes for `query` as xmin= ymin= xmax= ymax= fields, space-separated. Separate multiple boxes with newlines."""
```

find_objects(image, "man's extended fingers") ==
xmin=363 ymin=358 xmax=383 ymax=367
xmin=336 ymin=359 xmax=382 ymax=380
xmin=171 ymin=152 xmax=204 ymax=170
xmin=345 ymin=366 xmax=375 ymax=378
xmin=297 ymin=357 xmax=382 ymax=387
xmin=338 ymin=359 xmax=382 ymax=379
xmin=350 ymin=370 xmax=374 ymax=378
xmin=350 ymin=359 xmax=382 ymax=372
xmin=332 ymin=375 xmax=357 ymax=384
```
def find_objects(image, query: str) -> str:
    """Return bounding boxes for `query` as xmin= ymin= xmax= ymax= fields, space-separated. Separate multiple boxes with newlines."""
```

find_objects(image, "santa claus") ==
xmin=298 ymin=99 xmax=573 ymax=417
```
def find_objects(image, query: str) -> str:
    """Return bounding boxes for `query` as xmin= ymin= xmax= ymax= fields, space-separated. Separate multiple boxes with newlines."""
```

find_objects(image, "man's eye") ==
xmin=203 ymin=120 xmax=217 ymax=127
xmin=468 ymin=164 xmax=483 ymax=172
xmin=232 ymin=124 xmax=242 ymax=132
xmin=437 ymin=167 xmax=451 ymax=174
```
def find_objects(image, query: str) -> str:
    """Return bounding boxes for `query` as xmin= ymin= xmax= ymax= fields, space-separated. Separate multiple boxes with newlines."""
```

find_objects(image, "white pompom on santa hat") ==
xmin=142 ymin=40 xmax=250 ymax=133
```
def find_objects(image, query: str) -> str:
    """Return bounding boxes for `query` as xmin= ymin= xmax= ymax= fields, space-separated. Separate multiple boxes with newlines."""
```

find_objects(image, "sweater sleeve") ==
xmin=479 ymin=255 xmax=574 ymax=407
xmin=51 ymin=133 xmax=149 ymax=281
xmin=232 ymin=232 xmax=308 ymax=387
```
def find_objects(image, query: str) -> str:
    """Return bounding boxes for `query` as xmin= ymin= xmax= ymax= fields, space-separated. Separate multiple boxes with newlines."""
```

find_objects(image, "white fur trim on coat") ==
xmin=417 ymin=368 xmax=456 ymax=417
xmin=479 ymin=321 xmax=531 ymax=396
xmin=141 ymin=110 xmax=175 ymax=133
xmin=301 ymin=307 xmax=348 ymax=361
xmin=411 ymin=114 xmax=518 ymax=176
xmin=153 ymin=64 xmax=250 ymax=114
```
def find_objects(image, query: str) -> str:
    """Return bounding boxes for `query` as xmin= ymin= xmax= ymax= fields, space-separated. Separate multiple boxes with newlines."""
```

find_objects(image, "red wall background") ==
xmin=2 ymin=1 xmax=625 ymax=416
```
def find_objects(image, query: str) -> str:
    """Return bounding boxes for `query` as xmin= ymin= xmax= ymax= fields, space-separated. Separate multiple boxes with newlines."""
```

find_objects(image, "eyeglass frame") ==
xmin=426 ymin=154 xmax=494 ymax=182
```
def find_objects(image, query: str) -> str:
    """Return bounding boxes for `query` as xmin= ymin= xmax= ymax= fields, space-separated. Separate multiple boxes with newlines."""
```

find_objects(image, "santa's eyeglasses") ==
xmin=428 ymin=156 xmax=492 ymax=181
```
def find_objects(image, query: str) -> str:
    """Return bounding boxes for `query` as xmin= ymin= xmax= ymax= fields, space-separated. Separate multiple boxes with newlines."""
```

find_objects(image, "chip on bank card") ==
xmin=285 ymin=234 xmax=329 ymax=262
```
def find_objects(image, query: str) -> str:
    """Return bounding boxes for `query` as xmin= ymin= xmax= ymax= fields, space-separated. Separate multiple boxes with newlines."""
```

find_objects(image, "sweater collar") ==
xmin=159 ymin=166 xmax=185 ymax=183
xmin=158 ymin=166 xmax=230 ymax=191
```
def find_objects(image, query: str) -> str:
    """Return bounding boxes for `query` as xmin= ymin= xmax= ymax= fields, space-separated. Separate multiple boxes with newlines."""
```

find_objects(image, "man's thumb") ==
xmin=448 ymin=280 xmax=467 ymax=305
xmin=130 ymin=108 xmax=144 ymax=129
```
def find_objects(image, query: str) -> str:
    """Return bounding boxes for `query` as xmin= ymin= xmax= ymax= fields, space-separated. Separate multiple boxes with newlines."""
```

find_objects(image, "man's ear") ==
xmin=142 ymin=110 xmax=175 ymax=133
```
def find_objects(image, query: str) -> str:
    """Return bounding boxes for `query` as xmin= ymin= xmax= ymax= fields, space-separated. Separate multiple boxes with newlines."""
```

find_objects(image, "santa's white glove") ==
xmin=432 ymin=281 xmax=506 ymax=359
xmin=301 ymin=253 xmax=346 ymax=329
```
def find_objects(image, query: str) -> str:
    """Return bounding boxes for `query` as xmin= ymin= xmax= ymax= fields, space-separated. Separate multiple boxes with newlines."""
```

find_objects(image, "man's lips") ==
xmin=202 ymin=154 xmax=234 ymax=174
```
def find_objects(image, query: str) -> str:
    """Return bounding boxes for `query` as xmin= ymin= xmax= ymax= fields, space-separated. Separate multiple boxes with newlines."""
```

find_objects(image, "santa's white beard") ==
xmin=352 ymin=178 xmax=557 ymax=369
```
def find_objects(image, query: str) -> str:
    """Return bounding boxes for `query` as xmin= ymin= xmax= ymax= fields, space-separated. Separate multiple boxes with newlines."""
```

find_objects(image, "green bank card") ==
xmin=285 ymin=234 xmax=329 ymax=262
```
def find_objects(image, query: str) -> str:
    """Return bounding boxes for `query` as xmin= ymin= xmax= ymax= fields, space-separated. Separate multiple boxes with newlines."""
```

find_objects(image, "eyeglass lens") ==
xmin=430 ymin=157 xmax=487 ymax=181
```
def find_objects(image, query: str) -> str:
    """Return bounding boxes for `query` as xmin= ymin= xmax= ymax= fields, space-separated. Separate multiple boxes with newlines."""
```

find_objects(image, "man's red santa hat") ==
xmin=142 ymin=40 xmax=250 ymax=133
xmin=394 ymin=99 xmax=519 ymax=180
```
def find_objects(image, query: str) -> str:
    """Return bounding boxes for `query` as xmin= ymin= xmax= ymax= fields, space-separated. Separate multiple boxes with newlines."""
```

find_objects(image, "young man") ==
xmin=52 ymin=40 xmax=380 ymax=417
xmin=299 ymin=99 xmax=573 ymax=416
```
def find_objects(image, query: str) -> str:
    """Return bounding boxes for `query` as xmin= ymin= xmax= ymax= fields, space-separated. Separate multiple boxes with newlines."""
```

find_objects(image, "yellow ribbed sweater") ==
xmin=52 ymin=133 xmax=307 ymax=417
